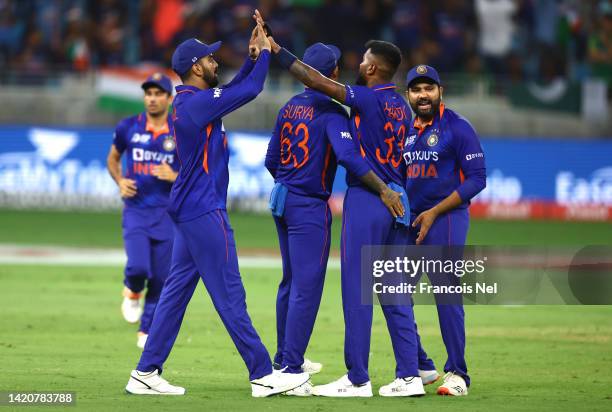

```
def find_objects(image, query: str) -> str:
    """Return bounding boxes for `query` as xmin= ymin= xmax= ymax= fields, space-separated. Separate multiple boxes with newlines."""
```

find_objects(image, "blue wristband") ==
xmin=276 ymin=47 xmax=297 ymax=70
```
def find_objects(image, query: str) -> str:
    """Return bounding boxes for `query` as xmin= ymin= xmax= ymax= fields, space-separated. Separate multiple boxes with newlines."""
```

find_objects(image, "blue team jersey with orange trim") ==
xmin=343 ymin=83 xmax=412 ymax=187
xmin=403 ymin=105 xmax=486 ymax=214
xmin=265 ymin=89 xmax=370 ymax=200
xmin=168 ymin=51 xmax=271 ymax=222
xmin=113 ymin=112 xmax=178 ymax=208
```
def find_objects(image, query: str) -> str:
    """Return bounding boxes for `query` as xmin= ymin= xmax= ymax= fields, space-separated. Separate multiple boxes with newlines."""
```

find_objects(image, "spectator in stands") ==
xmin=0 ymin=0 xmax=607 ymax=96
xmin=475 ymin=0 xmax=517 ymax=76
xmin=589 ymin=0 xmax=612 ymax=85
xmin=432 ymin=0 xmax=476 ymax=73
xmin=0 ymin=0 xmax=26 ymax=68
xmin=62 ymin=7 xmax=91 ymax=71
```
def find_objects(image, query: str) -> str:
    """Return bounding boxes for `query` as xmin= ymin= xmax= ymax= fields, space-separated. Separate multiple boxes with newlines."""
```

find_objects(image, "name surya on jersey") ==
xmin=282 ymin=104 xmax=315 ymax=120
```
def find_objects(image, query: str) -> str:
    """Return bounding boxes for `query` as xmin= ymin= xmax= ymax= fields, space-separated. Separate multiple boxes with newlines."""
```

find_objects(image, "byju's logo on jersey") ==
xmin=131 ymin=133 xmax=151 ymax=144
xmin=465 ymin=152 xmax=484 ymax=161
xmin=403 ymin=150 xmax=439 ymax=165
xmin=340 ymin=131 xmax=352 ymax=140
xmin=163 ymin=137 xmax=176 ymax=152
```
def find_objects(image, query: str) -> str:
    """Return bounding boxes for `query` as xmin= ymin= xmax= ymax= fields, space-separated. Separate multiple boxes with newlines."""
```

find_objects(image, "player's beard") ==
xmin=204 ymin=70 xmax=219 ymax=88
xmin=355 ymin=72 xmax=367 ymax=86
xmin=411 ymin=96 xmax=441 ymax=120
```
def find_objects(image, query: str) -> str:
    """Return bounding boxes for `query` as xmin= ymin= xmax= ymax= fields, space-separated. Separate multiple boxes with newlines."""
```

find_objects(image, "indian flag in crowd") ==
xmin=96 ymin=67 xmax=178 ymax=114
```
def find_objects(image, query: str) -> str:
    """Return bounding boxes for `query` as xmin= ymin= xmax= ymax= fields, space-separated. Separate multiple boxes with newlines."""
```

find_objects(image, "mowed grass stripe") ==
xmin=1 ymin=265 xmax=611 ymax=411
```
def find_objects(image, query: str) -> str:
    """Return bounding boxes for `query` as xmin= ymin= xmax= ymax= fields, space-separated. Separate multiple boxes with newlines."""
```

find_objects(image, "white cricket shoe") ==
xmin=125 ymin=369 xmax=185 ymax=395
xmin=379 ymin=377 xmax=426 ymax=397
xmin=301 ymin=358 xmax=322 ymax=374
xmin=283 ymin=380 xmax=313 ymax=396
xmin=121 ymin=287 xmax=142 ymax=324
xmin=136 ymin=332 xmax=148 ymax=349
xmin=312 ymin=374 xmax=373 ymax=397
xmin=437 ymin=372 xmax=468 ymax=396
xmin=419 ymin=369 xmax=440 ymax=385
xmin=251 ymin=370 xmax=310 ymax=398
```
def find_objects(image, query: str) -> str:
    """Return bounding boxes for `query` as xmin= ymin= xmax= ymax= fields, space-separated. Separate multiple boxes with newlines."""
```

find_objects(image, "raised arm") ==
xmin=282 ymin=53 xmax=347 ymax=103
xmin=222 ymin=57 xmax=255 ymax=89
xmin=185 ymin=24 xmax=272 ymax=127
xmin=222 ymin=25 xmax=263 ymax=89
xmin=254 ymin=9 xmax=346 ymax=103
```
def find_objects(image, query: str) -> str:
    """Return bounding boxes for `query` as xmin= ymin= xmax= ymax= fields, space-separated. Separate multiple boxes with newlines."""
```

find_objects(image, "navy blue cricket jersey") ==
xmin=113 ymin=112 xmax=178 ymax=208
xmin=265 ymin=88 xmax=370 ymax=199
xmin=344 ymin=83 xmax=412 ymax=188
xmin=403 ymin=104 xmax=486 ymax=214
xmin=168 ymin=51 xmax=271 ymax=222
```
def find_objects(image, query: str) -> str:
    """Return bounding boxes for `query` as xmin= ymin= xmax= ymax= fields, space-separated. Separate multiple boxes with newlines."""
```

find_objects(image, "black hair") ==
xmin=364 ymin=40 xmax=402 ymax=78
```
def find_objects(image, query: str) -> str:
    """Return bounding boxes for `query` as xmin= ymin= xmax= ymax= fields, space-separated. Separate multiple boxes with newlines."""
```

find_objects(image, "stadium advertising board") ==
xmin=0 ymin=127 xmax=610 ymax=220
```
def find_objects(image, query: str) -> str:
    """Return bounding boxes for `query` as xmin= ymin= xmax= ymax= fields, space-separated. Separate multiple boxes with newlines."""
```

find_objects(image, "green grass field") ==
xmin=1 ymin=210 xmax=611 ymax=411
xmin=0 ymin=209 xmax=611 ymax=250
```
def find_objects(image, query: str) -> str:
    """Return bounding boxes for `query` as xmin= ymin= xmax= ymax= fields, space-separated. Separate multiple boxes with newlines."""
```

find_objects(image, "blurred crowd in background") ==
xmin=1 ymin=0 xmax=611 ymax=86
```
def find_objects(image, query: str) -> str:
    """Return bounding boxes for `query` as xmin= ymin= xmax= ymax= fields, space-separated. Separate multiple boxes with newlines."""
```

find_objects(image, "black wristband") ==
xmin=276 ymin=47 xmax=297 ymax=70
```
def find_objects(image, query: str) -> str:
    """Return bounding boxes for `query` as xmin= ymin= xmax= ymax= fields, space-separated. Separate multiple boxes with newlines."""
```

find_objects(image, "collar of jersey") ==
xmin=175 ymin=85 xmax=200 ymax=94
xmin=145 ymin=118 xmax=170 ymax=140
xmin=372 ymin=83 xmax=396 ymax=91
xmin=413 ymin=102 xmax=445 ymax=132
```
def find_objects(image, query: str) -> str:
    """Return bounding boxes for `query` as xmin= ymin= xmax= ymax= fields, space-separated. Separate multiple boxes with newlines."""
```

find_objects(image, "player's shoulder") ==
xmin=346 ymin=83 xmax=374 ymax=99
xmin=318 ymin=99 xmax=349 ymax=118
xmin=444 ymin=107 xmax=477 ymax=136
xmin=116 ymin=114 xmax=141 ymax=131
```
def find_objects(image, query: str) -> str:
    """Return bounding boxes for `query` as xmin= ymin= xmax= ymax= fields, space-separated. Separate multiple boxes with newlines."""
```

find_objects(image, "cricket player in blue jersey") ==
xmin=106 ymin=73 xmax=178 ymax=349
xmin=265 ymin=43 xmax=405 ymax=396
xmin=403 ymin=65 xmax=487 ymax=396
xmin=125 ymin=24 xmax=309 ymax=397
xmin=254 ymin=10 xmax=423 ymax=398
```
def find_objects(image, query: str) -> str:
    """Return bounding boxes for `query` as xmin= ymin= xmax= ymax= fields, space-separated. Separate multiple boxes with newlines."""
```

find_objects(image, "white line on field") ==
xmin=0 ymin=244 xmax=341 ymax=269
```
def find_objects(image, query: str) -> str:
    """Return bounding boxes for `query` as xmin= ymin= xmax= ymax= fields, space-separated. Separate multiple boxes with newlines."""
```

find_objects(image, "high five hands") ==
xmin=252 ymin=9 xmax=280 ymax=52
xmin=248 ymin=18 xmax=272 ymax=60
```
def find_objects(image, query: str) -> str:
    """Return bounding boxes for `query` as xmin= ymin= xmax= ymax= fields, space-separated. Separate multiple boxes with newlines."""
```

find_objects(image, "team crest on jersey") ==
xmin=416 ymin=65 xmax=428 ymax=74
xmin=163 ymin=137 xmax=176 ymax=151
xmin=427 ymin=134 xmax=438 ymax=147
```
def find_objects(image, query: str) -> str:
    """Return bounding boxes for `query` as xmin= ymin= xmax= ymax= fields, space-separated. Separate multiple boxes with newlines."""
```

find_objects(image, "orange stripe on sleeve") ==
xmin=321 ymin=143 xmax=332 ymax=192
xmin=354 ymin=114 xmax=366 ymax=157
xmin=203 ymin=123 xmax=213 ymax=173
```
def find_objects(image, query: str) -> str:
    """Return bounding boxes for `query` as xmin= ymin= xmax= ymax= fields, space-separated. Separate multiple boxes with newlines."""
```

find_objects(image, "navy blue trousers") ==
xmin=122 ymin=207 xmax=173 ymax=333
xmin=341 ymin=186 xmax=419 ymax=384
xmin=137 ymin=209 xmax=272 ymax=380
xmin=273 ymin=192 xmax=331 ymax=373
xmin=409 ymin=208 xmax=471 ymax=386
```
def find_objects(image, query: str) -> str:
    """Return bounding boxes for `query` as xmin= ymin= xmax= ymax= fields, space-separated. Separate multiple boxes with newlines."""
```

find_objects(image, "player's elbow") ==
xmin=106 ymin=154 xmax=117 ymax=171
xmin=264 ymin=157 xmax=278 ymax=177
xmin=474 ymin=170 xmax=487 ymax=193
